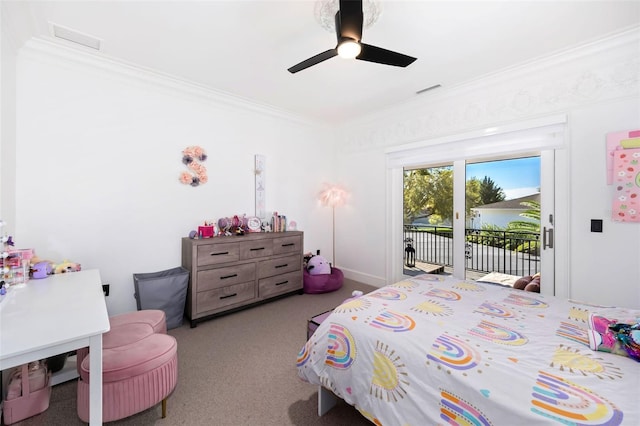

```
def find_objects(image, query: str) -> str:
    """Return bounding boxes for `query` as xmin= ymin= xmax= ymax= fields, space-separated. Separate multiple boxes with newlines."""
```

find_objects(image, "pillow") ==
xmin=513 ymin=275 xmax=532 ymax=290
xmin=587 ymin=313 xmax=640 ymax=361
xmin=524 ymin=281 xmax=540 ymax=293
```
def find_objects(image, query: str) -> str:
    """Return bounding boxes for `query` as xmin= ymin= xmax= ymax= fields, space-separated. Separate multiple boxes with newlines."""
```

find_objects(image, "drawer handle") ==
xmin=250 ymin=247 xmax=265 ymax=251
xmin=220 ymin=293 xmax=237 ymax=300
xmin=275 ymin=280 xmax=288 ymax=286
xmin=275 ymin=264 xmax=288 ymax=269
xmin=281 ymin=243 xmax=295 ymax=247
xmin=210 ymin=251 xmax=229 ymax=256
xmin=220 ymin=273 xmax=237 ymax=280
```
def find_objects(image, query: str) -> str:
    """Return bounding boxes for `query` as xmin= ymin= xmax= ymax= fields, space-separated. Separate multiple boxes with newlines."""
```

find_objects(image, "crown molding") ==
xmin=20 ymin=37 xmax=322 ymax=128
xmin=338 ymin=25 xmax=640 ymax=152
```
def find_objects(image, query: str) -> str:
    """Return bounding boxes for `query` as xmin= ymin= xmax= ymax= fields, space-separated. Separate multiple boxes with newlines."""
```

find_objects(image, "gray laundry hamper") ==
xmin=133 ymin=266 xmax=189 ymax=329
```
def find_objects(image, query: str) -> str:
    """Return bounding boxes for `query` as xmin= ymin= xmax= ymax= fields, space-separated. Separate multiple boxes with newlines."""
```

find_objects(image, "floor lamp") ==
xmin=318 ymin=183 xmax=349 ymax=267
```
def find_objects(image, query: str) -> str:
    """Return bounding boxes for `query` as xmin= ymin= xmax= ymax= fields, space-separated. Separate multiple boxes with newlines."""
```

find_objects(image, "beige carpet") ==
xmin=10 ymin=278 xmax=376 ymax=426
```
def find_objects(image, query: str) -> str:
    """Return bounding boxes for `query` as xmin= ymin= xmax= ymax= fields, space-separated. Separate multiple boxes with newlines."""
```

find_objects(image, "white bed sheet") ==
xmin=297 ymin=274 xmax=640 ymax=425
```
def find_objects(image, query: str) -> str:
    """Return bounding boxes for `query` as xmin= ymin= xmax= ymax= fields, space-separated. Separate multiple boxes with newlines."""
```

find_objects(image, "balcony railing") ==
xmin=403 ymin=225 xmax=540 ymax=276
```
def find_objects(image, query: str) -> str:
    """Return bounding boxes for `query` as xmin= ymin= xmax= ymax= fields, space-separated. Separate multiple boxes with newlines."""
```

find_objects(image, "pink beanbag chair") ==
xmin=303 ymin=267 xmax=344 ymax=294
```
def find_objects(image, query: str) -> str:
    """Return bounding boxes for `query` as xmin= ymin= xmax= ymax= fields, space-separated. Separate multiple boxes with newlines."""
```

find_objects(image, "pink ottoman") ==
xmin=76 ymin=310 xmax=167 ymax=372
xmin=77 ymin=333 xmax=178 ymax=423
xmin=109 ymin=309 xmax=167 ymax=334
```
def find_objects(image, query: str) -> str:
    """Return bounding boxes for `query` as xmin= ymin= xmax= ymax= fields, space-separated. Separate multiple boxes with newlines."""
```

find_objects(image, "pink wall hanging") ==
xmin=612 ymin=148 xmax=640 ymax=223
xmin=179 ymin=146 xmax=207 ymax=187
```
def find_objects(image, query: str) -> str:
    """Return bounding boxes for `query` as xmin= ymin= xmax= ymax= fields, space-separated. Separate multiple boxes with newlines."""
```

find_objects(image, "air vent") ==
xmin=50 ymin=23 xmax=101 ymax=50
xmin=416 ymin=84 xmax=442 ymax=95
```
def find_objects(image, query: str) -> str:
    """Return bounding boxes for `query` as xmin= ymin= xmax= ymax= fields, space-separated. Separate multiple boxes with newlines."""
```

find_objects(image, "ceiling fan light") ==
xmin=337 ymin=40 xmax=361 ymax=59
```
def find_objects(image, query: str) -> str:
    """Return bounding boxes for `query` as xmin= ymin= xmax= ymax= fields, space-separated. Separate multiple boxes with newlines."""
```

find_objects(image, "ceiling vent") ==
xmin=416 ymin=84 xmax=441 ymax=95
xmin=50 ymin=23 xmax=101 ymax=50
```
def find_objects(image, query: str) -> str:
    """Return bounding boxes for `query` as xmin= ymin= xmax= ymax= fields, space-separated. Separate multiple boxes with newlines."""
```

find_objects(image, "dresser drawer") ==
xmin=197 ymin=263 xmax=255 ymax=292
xmin=240 ymin=239 xmax=273 ymax=260
xmin=182 ymin=232 xmax=303 ymax=326
xmin=197 ymin=242 xmax=240 ymax=266
xmin=257 ymin=254 xmax=301 ymax=279
xmin=272 ymin=235 xmax=302 ymax=255
xmin=259 ymin=271 xmax=302 ymax=299
xmin=196 ymin=282 xmax=255 ymax=313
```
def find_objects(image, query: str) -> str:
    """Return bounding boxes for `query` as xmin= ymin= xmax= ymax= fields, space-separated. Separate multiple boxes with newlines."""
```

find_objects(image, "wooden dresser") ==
xmin=181 ymin=231 xmax=303 ymax=327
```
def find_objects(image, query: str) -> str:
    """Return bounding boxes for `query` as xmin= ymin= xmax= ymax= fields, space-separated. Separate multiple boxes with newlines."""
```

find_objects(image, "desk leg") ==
xmin=88 ymin=334 xmax=103 ymax=425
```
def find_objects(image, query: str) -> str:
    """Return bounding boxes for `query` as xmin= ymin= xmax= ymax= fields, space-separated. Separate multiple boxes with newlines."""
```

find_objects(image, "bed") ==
xmin=296 ymin=274 xmax=639 ymax=425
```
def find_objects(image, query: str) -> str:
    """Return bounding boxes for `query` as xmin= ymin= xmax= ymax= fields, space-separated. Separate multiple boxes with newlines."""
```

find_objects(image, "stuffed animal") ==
xmin=513 ymin=273 xmax=540 ymax=293
xmin=303 ymin=252 xmax=314 ymax=267
xmin=306 ymin=255 xmax=331 ymax=275
xmin=30 ymin=256 xmax=55 ymax=279
xmin=31 ymin=261 xmax=53 ymax=279
xmin=53 ymin=260 xmax=81 ymax=274
xmin=29 ymin=256 xmax=81 ymax=277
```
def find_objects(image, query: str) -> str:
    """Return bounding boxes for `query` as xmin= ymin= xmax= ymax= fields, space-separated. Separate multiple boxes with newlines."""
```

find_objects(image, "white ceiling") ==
xmin=14 ymin=1 xmax=640 ymax=124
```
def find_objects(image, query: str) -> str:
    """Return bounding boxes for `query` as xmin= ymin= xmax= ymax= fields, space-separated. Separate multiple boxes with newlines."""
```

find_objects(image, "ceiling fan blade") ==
xmin=357 ymin=43 xmax=417 ymax=67
xmin=338 ymin=0 xmax=363 ymax=41
xmin=288 ymin=49 xmax=338 ymax=73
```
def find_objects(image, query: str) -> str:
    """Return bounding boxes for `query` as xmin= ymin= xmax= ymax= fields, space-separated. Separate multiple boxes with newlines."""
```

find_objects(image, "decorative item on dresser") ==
xmin=181 ymin=231 xmax=303 ymax=327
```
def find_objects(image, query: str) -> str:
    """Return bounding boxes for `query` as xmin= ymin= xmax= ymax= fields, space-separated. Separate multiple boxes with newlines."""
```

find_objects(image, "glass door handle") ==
xmin=543 ymin=227 xmax=554 ymax=249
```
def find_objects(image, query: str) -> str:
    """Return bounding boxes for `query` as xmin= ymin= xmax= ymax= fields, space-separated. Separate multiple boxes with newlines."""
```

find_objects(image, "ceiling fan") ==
xmin=288 ymin=0 xmax=417 ymax=74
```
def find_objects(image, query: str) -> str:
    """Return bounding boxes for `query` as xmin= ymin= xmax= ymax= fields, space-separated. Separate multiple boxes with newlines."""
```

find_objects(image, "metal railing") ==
xmin=403 ymin=225 xmax=540 ymax=276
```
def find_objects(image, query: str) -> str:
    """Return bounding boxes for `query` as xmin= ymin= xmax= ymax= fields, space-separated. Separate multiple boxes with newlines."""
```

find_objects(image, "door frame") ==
xmin=386 ymin=114 xmax=569 ymax=297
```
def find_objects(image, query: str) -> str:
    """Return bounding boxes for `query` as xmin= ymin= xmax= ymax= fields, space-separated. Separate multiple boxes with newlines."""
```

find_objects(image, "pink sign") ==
xmin=611 ymin=148 xmax=640 ymax=223
xmin=606 ymin=129 xmax=640 ymax=184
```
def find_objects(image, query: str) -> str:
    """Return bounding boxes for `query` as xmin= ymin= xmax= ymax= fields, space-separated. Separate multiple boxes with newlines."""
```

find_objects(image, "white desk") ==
xmin=0 ymin=269 xmax=110 ymax=425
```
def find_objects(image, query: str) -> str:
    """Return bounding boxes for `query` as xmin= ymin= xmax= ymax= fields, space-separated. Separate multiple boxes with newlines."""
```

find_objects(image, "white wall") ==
xmin=335 ymin=28 xmax=640 ymax=307
xmin=568 ymin=98 xmax=640 ymax=306
xmin=13 ymin=40 xmax=334 ymax=315
xmin=5 ymin=23 xmax=640 ymax=313
xmin=334 ymin=148 xmax=388 ymax=286
xmin=0 ymin=3 xmax=19 ymax=236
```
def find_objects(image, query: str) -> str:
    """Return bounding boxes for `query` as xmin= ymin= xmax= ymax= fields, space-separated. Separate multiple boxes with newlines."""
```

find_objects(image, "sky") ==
xmin=466 ymin=156 xmax=540 ymax=200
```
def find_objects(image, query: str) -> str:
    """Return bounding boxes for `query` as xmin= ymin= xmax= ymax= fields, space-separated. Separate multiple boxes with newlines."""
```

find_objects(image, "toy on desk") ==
xmin=29 ymin=258 xmax=81 ymax=278
xmin=53 ymin=260 xmax=81 ymax=274
xmin=31 ymin=261 xmax=53 ymax=279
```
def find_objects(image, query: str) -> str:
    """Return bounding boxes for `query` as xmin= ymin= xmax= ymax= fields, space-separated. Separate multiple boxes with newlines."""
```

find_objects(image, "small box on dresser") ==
xmin=181 ymin=231 xmax=303 ymax=327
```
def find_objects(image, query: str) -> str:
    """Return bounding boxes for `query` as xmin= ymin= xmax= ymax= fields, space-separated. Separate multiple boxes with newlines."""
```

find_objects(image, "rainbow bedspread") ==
xmin=297 ymin=274 xmax=640 ymax=425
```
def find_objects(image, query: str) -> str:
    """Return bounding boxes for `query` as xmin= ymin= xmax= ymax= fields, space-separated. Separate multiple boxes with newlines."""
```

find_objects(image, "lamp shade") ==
xmin=318 ymin=183 xmax=349 ymax=208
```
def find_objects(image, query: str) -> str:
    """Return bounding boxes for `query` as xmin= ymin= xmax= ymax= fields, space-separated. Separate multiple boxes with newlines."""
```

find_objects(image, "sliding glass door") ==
xmin=402 ymin=153 xmax=555 ymax=294
xmin=403 ymin=165 xmax=454 ymax=275
xmin=388 ymin=115 xmax=566 ymax=296
xmin=464 ymin=156 xmax=541 ymax=281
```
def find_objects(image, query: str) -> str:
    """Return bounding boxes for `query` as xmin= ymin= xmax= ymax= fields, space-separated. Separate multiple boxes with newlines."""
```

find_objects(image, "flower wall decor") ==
xmin=180 ymin=146 xmax=208 ymax=187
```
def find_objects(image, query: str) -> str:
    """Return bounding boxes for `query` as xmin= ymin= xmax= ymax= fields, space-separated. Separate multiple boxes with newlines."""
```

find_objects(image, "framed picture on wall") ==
xmin=255 ymin=154 xmax=266 ymax=219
